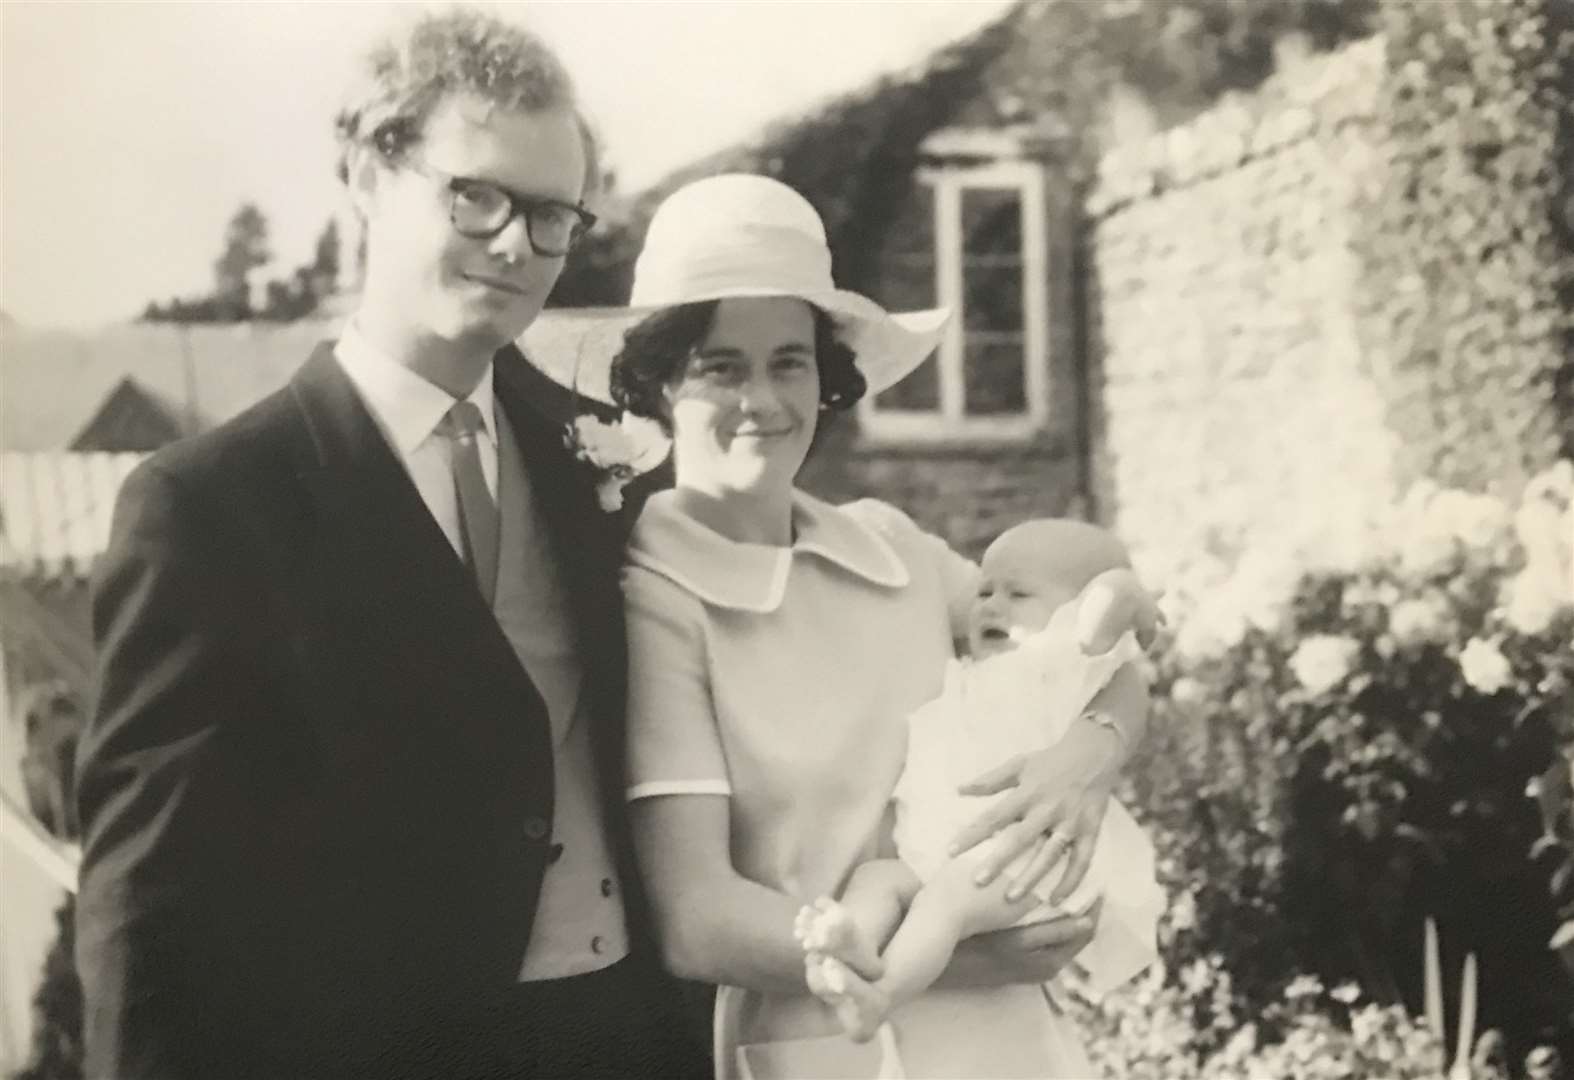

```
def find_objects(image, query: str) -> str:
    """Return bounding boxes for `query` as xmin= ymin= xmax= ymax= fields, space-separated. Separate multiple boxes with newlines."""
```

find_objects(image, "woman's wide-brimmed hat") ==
xmin=522 ymin=174 xmax=948 ymax=404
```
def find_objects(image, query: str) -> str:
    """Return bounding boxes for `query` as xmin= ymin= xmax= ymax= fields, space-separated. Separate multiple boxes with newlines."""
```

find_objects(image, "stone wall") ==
xmin=1086 ymin=38 xmax=1398 ymax=584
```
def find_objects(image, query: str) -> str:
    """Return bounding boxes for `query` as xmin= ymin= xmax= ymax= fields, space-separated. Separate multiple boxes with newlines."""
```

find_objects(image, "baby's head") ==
xmin=969 ymin=519 xmax=1132 ymax=660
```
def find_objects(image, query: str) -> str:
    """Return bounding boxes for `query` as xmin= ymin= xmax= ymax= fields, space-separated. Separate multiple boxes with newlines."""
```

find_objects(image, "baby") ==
xmin=795 ymin=519 xmax=1166 ymax=1041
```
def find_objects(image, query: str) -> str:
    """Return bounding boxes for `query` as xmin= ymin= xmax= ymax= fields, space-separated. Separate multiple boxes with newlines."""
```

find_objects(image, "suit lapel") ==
xmin=285 ymin=344 xmax=552 ymax=769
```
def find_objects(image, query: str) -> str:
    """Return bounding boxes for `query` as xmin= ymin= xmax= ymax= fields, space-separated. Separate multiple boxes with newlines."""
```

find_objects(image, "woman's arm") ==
xmin=631 ymin=793 xmax=884 ymax=994
xmin=936 ymin=903 xmax=1101 ymax=990
xmin=950 ymin=660 xmax=1151 ymax=902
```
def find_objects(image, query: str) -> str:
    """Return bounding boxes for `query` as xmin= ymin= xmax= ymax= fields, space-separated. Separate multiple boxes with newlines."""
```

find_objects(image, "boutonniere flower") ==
xmin=564 ymin=412 xmax=671 ymax=512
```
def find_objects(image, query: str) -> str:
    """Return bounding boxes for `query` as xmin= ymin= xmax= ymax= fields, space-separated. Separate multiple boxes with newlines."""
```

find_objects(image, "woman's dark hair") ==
xmin=608 ymin=299 xmax=867 ymax=435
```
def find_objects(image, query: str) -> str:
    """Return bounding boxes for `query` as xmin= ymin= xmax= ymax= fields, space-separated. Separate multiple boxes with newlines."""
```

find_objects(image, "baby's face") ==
xmin=968 ymin=545 xmax=1080 ymax=660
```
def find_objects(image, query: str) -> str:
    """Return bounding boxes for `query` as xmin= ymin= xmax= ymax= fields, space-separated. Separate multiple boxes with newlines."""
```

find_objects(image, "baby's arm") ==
xmin=1077 ymin=566 xmax=1160 ymax=654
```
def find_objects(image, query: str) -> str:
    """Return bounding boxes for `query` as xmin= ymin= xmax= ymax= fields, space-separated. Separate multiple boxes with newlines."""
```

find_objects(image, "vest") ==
xmin=493 ymin=410 xmax=630 ymax=980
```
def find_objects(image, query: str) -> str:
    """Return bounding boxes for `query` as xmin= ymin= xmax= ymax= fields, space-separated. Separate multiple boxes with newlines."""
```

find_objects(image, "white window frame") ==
xmin=859 ymin=160 xmax=1050 ymax=442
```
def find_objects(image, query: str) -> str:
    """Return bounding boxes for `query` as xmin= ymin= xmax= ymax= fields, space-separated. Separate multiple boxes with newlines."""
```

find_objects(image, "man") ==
xmin=74 ymin=9 xmax=704 ymax=1077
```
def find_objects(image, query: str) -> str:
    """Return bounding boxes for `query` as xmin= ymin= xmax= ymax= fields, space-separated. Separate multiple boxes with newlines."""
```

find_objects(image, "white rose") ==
xmin=1524 ymin=459 xmax=1574 ymax=507
xmin=1515 ymin=499 xmax=1573 ymax=588
xmin=1430 ymin=490 xmax=1512 ymax=551
xmin=1501 ymin=569 xmax=1565 ymax=637
xmin=1169 ymin=676 xmax=1206 ymax=707
xmin=1289 ymin=635 xmax=1361 ymax=695
xmin=1176 ymin=593 xmax=1250 ymax=661
xmin=1398 ymin=478 xmax=1443 ymax=521
xmin=1459 ymin=636 xmax=1514 ymax=695
xmin=1388 ymin=594 xmax=1451 ymax=647
xmin=1395 ymin=523 xmax=1459 ymax=579
xmin=1227 ymin=550 xmax=1300 ymax=634
xmin=570 ymin=416 xmax=633 ymax=467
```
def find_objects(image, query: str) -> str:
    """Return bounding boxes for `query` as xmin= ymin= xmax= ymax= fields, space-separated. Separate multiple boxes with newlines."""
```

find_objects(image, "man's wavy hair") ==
xmin=334 ymin=7 xmax=600 ymax=196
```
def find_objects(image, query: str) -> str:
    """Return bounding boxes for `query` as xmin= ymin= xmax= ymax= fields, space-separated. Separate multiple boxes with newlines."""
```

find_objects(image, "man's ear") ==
xmin=346 ymin=144 xmax=383 ymax=220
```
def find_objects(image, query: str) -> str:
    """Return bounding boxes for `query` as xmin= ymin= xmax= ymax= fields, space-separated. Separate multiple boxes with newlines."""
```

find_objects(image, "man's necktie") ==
xmin=437 ymin=400 xmax=499 ymax=602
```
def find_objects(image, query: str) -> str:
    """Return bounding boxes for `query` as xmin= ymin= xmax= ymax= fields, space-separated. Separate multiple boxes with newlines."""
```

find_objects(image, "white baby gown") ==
xmin=891 ymin=602 xmax=1167 ymax=998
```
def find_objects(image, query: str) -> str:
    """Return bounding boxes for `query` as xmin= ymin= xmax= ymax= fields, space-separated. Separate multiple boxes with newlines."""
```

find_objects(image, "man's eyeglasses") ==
xmin=408 ymin=159 xmax=596 ymax=257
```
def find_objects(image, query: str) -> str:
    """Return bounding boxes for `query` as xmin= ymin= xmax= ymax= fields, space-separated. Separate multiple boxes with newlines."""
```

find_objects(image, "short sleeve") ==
xmin=621 ymin=565 xmax=732 ymax=800
xmin=1068 ymin=631 xmax=1143 ymax=717
xmin=840 ymin=499 xmax=978 ymax=642
xmin=1015 ymin=604 xmax=1144 ymax=713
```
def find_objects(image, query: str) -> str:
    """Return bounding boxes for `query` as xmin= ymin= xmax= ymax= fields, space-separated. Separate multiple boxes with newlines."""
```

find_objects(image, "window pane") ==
xmin=961 ymin=188 xmax=1021 ymax=256
xmin=962 ymin=262 xmax=1022 ymax=333
xmin=963 ymin=338 xmax=1027 ymax=415
xmin=875 ymin=351 xmax=941 ymax=411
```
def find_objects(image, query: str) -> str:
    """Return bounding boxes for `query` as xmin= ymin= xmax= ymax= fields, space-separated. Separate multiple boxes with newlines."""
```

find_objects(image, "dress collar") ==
xmin=334 ymin=319 xmax=497 ymax=457
xmin=627 ymin=489 xmax=910 ymax=613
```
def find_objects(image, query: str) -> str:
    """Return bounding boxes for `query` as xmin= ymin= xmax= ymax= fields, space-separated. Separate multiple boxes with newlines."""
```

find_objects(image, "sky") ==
xmin=0 ymin=0 xmax=1013 ymax=330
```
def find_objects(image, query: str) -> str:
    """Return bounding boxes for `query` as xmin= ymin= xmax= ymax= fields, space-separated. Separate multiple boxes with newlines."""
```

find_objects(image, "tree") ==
xmin=210 ymin=203 xmax=271 ymax=320
xmin=310 ymin=218 xmax=340 ymax=295
xmin=142 ymin=211 xmax=346 ymax=324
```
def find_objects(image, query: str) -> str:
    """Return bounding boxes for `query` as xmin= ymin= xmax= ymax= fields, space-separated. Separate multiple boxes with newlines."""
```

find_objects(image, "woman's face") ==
xmin=666 ymin=296 xmax=821 ymax=497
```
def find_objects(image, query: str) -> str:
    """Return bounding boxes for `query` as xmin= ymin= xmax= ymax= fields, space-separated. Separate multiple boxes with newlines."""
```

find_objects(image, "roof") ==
xmin=0 ymin=452 xmax=147 ymax=585
xmin=69 ymin=376 xmax=187 ymax=452
xmin=0 ymin=310 xmax=614 ymax=452
xmin=1 ymin=320 xmax=331 ymax=451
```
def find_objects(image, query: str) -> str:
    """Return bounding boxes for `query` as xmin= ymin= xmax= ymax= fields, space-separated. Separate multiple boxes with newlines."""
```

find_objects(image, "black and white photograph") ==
xmin=1 ymin=1 xmax=1571 ymax=1077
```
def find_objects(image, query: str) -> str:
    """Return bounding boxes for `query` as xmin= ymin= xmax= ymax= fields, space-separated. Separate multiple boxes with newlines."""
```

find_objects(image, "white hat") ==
xmin=525 ymin=174 xmax=948 ymax=403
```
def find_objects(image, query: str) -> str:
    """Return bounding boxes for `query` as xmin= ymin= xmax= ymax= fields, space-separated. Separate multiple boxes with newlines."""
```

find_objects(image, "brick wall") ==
xmin=1085 ymin=38 xmax=1398 ymax=584
xmin=800 ymin=427 xmax=1084 ymax=560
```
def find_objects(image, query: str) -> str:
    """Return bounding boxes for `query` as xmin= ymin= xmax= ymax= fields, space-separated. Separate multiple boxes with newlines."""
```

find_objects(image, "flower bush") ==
xmin=1072 ymin=963 xmax=1489 ymax=1080
xmin=1118 ymin=460 xmax=1574 ymax=1069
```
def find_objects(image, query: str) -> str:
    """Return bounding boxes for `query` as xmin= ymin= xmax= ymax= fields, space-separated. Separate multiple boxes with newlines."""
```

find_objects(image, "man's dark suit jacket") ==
xmin=74 ymin=342 xmax=686 ymax=1079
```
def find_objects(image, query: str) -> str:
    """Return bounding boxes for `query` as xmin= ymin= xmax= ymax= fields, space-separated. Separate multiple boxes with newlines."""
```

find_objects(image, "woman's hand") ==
xmin=937 ymin=903 xmax=1102 ymax=989
xmin=949 ymin=733 xmax=1122 ymax=904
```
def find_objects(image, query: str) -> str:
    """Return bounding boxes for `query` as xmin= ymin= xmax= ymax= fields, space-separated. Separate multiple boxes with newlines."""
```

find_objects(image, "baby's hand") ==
xmin=1077 ymin=568 xmax=1162 ymax=654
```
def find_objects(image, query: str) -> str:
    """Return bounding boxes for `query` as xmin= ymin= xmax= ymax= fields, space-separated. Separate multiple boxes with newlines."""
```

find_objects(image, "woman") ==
xmin=607 ymin=175 xmax=1156 ymax=1079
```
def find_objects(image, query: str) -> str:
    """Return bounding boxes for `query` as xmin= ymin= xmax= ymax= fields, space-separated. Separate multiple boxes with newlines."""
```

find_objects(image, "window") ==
xmin=862 ymin=161 xmax=1049 ymax=440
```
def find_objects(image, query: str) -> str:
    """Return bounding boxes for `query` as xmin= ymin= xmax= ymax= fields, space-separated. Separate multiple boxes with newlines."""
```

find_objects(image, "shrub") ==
xmin=15 ymin=898 xmax=82 ymax=1080
xmin=1076 ymin=965 xmax=1479 ymax=1080
xmin=1125 ymin=461 xmax=1574 ymax=1062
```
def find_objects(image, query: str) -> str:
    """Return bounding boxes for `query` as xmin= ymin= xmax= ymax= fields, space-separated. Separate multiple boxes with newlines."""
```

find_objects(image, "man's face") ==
xmin=358 ymin=93 xmax=586 ymax=352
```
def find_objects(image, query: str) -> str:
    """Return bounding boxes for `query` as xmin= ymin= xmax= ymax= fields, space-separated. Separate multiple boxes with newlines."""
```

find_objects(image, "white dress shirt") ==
xmin=335 ymin=323 xmax=499 ymax=557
